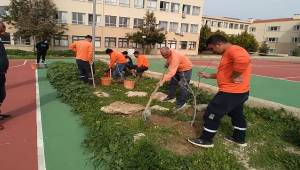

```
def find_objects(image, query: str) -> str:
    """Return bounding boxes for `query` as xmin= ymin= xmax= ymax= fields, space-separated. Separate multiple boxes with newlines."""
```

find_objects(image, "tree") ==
xmin=259 ymin=41 xmax=270 ymax=54
xmin=4 ymin=0 xmax=66 ymax=45
xmin=198 ymin=24 xmax=212 ymax=53
xmin=229 ymin=31 xmax=259 ymax=52
xmin=127 ymin=11 xmax=165 ymax=54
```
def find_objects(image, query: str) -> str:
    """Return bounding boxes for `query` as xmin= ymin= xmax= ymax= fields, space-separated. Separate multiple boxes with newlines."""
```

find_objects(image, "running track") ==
xmin=191 ymin=59 xmax=300 ymax=82
xmin=0 ymin=60 xmax=38 ymax=170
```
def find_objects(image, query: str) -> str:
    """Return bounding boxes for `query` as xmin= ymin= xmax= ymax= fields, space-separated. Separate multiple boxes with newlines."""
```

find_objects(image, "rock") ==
xmin=94 ymin=91 xmax=110 ymax=97
xmin=195 ymin=104 xmax=208 ymax=112
xmin=126 ymin=91 xmax=148 ymax=97
xmin=100 ymin=101 xmax=144 ymax=115
xmin=133 ymin=133 xmax=146 ymax=142
xmin=151 ymin=92 xmax=175 ymax=103
xmin=151 ymin=105 xmax=169 ymax=111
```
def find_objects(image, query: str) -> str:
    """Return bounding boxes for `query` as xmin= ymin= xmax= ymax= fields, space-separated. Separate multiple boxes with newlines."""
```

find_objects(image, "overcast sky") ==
xmin=203 ymin=0 xmax=300 ymax=20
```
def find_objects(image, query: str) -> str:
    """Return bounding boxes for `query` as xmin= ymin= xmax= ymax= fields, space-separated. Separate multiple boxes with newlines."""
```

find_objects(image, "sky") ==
xmin=203 ymin=0 xmax=300 ymax=20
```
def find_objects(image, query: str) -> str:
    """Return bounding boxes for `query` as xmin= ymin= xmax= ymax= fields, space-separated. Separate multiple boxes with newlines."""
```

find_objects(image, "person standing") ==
xmin=188 ymin=34 xmax=251 ymax=148
xmin=158 ymin=47 xmax=193 ymax=111
xmin=69 ymin=35 xmax=93 ymax=84
xmin=36 ymin=40 xmax=49 ymax=64
xmin=0 ymin=22 xmax=10 ymax=130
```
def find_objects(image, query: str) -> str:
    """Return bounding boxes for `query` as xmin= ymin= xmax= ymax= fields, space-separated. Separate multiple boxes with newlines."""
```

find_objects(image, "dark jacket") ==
xmin=0 ymin=40 xmax=9 ymax=74
xmin=36 ymin=41 xmax=49 ymax=53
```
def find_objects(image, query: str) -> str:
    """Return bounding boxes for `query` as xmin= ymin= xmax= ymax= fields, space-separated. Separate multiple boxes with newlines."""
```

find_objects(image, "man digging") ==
xmin=158 ymin=47 xmax=193 ymax=111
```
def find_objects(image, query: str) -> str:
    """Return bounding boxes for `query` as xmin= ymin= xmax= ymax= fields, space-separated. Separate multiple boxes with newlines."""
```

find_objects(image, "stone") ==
xmin=100 ymin=101 xmax=144 ymax=115
xmin=133 ymin=133 xmax=146 ymax=142
xmin=151 ymin=92 xmax=175 ymax=103
xmin=151 ymin=105 xmax=169 ymax=111
xmin=126 ymin=91 xmax=148 ymax=97
xmin=94 ymin=91 xmax=110 ymax=97
xmin=195 ymin=104 xmax=208 ymax=112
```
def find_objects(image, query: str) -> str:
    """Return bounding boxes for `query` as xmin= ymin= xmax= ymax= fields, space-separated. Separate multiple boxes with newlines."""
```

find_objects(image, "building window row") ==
xmin=294 ymin=25 xmax=300 ymax=31
xmin=292 ymin=37 xmax=300 ymax=43
xmin=268 ymin=26 xmax=280 ymax=32
xmin=53 ymin=35 xmax=197 ymax=50
xmin=73 ymin=0 xmax=201 ymax=16
xmin=58 ymin=12 xmax=199 ymax=33
xmin=267 ymin=37 xmax=279 ymax=43
xmin=203 ymin=19 xmax=249 ymax=31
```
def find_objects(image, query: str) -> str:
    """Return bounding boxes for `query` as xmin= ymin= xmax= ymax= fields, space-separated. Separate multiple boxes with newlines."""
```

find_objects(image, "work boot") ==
xmin=187 ymin=138 xmax=214 ymax=148
xmin=224 ymin=136 xmax=247 ymax=147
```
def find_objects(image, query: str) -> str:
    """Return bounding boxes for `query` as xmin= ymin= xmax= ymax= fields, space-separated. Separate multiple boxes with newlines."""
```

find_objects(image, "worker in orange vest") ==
xmin=105 ymin=48 xmax=126 ymax=79
xmin=69 ymin=35 xmax=93 ymax=84
xmin=132 ymin=50 xmax=149 ymax=81
xmin=158 ymin=47 xmax=193 ymax=111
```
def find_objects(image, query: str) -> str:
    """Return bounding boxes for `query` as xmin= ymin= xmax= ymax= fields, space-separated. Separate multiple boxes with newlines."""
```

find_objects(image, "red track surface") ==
xmin=191 ymin=59 xmax=300 ymax=82
xmin=0 ymin=60 xmax=38 ymax=170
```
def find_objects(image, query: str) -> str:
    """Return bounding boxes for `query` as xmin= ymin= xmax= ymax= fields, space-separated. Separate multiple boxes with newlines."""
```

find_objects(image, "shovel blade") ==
xmin=143 ymin=109 xmax=151 ymax=121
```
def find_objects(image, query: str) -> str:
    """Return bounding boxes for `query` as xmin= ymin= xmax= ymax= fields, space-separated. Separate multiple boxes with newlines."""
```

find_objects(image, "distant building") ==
xmin=0 ymin=0 xmax=204 ymax=55
xmin=202 ymin=15 xmax=251 ymax=35
xmin=249 ymin=14 xmax=300 ymax=55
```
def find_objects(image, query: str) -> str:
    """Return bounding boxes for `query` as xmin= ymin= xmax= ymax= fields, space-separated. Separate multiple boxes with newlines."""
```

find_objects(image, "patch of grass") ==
xmin=47 ymin=61 xmax=300 ymax=170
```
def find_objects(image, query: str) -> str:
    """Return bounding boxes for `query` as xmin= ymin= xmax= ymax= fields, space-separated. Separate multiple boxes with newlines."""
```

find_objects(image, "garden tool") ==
xmin=90 ymin=62 xmax=96 ymax=88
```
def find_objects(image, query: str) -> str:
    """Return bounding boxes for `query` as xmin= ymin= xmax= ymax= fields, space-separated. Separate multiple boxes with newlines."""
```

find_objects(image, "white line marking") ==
xmin=9 ymin=60 xmax=27 ymax=68
xmin=36 ymin=70 xmax=47 ymax=170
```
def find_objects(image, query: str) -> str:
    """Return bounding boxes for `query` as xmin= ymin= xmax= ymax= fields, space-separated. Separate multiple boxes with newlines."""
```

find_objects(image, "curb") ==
xmin=143 ymin=71 xmax=300 ymax=120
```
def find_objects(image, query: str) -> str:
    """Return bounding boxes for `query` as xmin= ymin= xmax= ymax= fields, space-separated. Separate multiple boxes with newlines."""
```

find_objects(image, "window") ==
xmin=189 ymin=41 xmax=196 ymax=50
xmin=205 ymin=20 xmax=211 ymax=26
xmin=134 ymin=0 xmax=144 ymax=8
xmin=105 ymin=15 xmax=117 ymax=26
xmin=250 ymin=27 xmax=256 ymax=32
xmin=229 ymin=23 xmax=234 ymax=29
xmin=118 ymin=38 xmax=129 ymax=48
xmin=181 ymin=23 xmax=189 ymax=33
xmin=130 ymin=41 xmax=142 ymax=48
xmin=170 ymin=3 xmax=179 ymax=13
xmin=217 ymin=22 xmax=222 ymax=28
xmin=168 ymin=40 xmax=177 ymax=49
xmin=244 ymin=25 xmax=249 ymax=31
xmin=169 ymin=22 xmax=178 ymax=32
xmin=105 ymin=37 xmax=116 ymax=48
xmin=55 ymin=11 xmax=67 ymax=24
xmin=292 ymin=37 xmax=300 ymax=43
xmin=182 ymin=5 xmax=191 ymax=15
xmin=223 ymin=22 xmax=228 ymax=28
xmin=267 ymin=37 xmax=278 ymax=43
xmin=0 ymin=6 xmax=8 ymax=19
xmin=157 ymin=40 xmax=167 ymax=48
xmin=119 ymin=17 xmax=130 ymax=27
xmin=95 ymin=37 xmax=101 ymax=47
xmin=134 ymin=18 xmax=144 ymax=28
xmin=147 ymin=0 xmax=157 ymax=10
xmin=294 ymin=25 xmax=300 ymax=31
xmin=160 ymin=1 xmax=169 ymax=11
xmin=119 ymin=0 xmax=129 ymax=6
xmin=72 ymin=36 xmax=85 ymax=42
xmin=190 ymin=24 xmax=199 ymax=33
xmin=105 ymin=0 xmax=117 ymax=5
xmin=159 ymin=21 xmax=168 ymax=31
xmin=268 ymin=26 xmax=280 ymax=31
xmin=268 ymin=49 xmax=277 ymax=54
xmin=72 ymin=12 xmax=85 ymax=24
xmin=240 ymin=24 xmax=244 ymax=30
xmin=192 ymin=6 xmax=200 ymax=16
xmin=54 ymin=35 xmax=68 ymax=46
xmin=234 ymin=24 xmax=239 ymax=29
xmin=211 ymin=21 xmax=217 ymax=27
xmin=14 ymin=37 xmax=31 ymax=45
xmin=88 ymin=14 xmax=101 ymax=25
xmin=180 ymin=41 xmax=187 ymax=49
xmin=0 ymin=32 xmax=11 ymax=44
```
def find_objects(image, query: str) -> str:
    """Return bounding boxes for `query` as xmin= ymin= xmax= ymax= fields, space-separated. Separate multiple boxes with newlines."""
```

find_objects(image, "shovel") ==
xmin=142 ymin=82 xmax=161 ymax=121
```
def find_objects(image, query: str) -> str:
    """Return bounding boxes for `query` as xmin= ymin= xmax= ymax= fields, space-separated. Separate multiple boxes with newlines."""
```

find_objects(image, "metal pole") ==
xmin=91 ymin=0 xmax=97 ymax=88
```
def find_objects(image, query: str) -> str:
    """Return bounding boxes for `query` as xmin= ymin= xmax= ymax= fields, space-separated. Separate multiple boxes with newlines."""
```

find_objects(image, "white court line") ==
xmin=36 ymin=70 xmax=47 ymax=170
xmin=194 ymin=65 xmax=300 ymax=83
xmin=9 ymin=60 xmax=27 ymax=68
